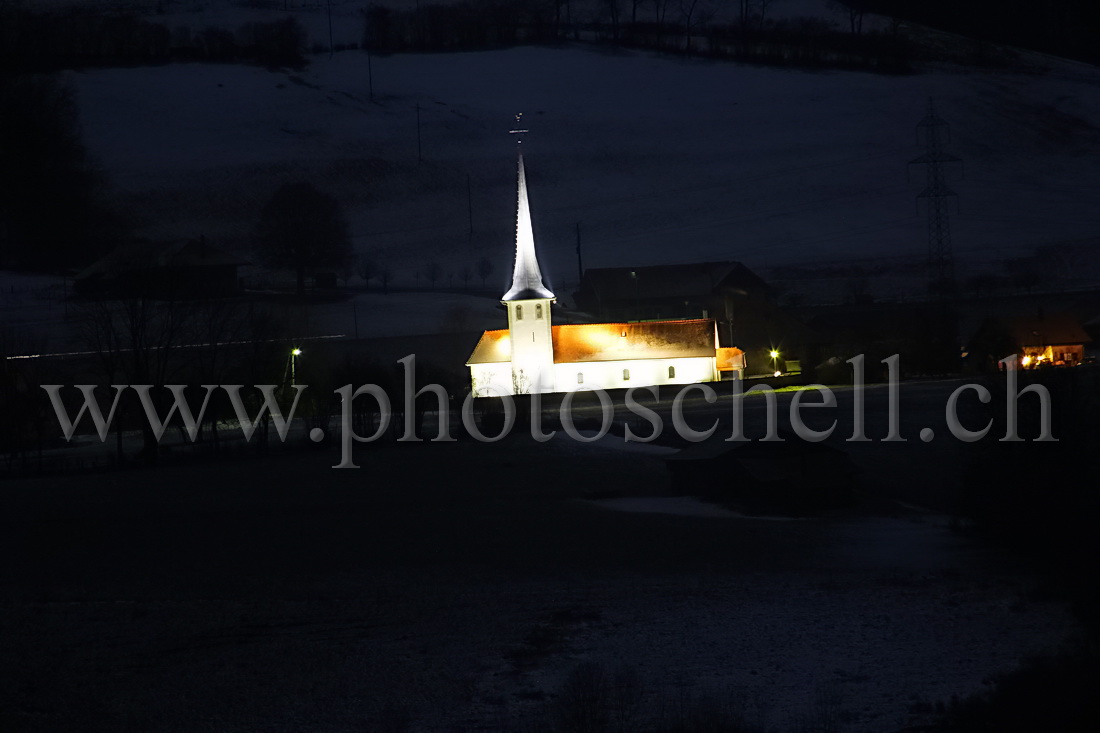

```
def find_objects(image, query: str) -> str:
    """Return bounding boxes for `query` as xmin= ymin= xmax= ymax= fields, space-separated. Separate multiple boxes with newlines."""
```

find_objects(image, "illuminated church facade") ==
xmin=466 ymin=151 xmax=744 ymax=397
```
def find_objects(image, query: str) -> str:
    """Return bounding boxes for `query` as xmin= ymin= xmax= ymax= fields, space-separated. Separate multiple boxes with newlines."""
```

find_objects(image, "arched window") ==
xmin=536 ymin=304 xmax=543 ymax=319
xmin=668 ymin=365 xmax=676 ymax=379
xmin=515 ymin=304 xmax=523 ymax=320
xmin=623 ymin=369 xmax=630 ymax=381
xmin=577 ymin=373 xmax=584 ymax=384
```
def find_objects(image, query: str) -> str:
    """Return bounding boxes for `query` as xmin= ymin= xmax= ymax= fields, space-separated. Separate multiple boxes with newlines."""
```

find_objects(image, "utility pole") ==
xmin=575 ymin=222 xmax=583 ymax=284
xmin=910 ymin=98 xmax=961 ymax=298
xmin=367 ymin=45 xmax=374 ymax=99
xmin=327 ymin=0 xmax=334 ymax=57
xmin=361 ymin=8 xmax=374 ymax=100
xmin=467 ymin=173 xmax=474 ymax=236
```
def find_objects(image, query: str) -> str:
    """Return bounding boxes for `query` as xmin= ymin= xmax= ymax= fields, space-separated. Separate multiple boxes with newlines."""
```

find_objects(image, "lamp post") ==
xmin=291 ymin=348 xmax=302 ymax=385
xmin=770 ymin=349 xmax=780 ymax=377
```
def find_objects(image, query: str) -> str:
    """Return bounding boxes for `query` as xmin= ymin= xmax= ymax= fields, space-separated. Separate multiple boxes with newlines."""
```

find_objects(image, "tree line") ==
xmin=362 ymin=1 xmax=916 ymax=72
xmin=0 ymin=6 xmax=307 ymax=72
xmin=859 ymin=0 xmax=1100 ymax=65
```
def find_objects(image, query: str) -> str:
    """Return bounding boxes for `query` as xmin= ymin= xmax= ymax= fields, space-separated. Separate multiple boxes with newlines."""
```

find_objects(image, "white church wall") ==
xmin=470 ymin=363 xmax=515 ymax=398
xmin=471 ymin=356 xmax=717 ymax=396
xmin=553 ymin=356 xmax=717 ymax=393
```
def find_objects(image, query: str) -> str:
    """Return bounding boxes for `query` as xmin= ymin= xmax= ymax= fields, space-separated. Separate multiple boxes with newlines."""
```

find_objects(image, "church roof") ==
xmin=502 ymin=154 xmax=555 ymax=301
xmin=466 ymin=329 xmax=511 ymax=365
xmin=552 ymin=320 xmax=717 ymax=363
xmin=468 ymin=320 xmax=719 ymax=366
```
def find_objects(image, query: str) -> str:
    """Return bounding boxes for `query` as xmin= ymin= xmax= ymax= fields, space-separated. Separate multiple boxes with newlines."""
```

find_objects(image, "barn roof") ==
xmin=1004 ymin=312 xmax=1090 ymax=347
xmin=75 ymin=238 xmax=246 ymax=281
xmin=579 ymin=261 xmax=767 ymax=303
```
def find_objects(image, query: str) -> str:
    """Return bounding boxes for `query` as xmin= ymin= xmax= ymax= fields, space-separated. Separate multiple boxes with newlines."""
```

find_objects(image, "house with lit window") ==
xmin=466 ymin=152 xmax=744 ymax=396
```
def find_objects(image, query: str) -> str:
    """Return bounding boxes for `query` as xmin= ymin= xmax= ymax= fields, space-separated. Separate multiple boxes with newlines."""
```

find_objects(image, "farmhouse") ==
xmin=74 ymin=237 xmax=245 ymax=299
xmin=466 ymin=153 xmax=745 ymax=396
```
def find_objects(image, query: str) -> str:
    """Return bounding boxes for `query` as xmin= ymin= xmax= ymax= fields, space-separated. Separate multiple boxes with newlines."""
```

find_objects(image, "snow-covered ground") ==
xmin=0 ymin=437 xmax=1079 ymax=732
xmin=0 ymin=268 xmax=506 ymax=357
xmin=65 ymin=40 xmax=1100 ymax=298
xmin=9 ymin=4 xmax=1100 ymax=347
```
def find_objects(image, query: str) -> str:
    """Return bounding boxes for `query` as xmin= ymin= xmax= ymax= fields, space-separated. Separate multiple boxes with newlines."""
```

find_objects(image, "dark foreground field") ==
xmin=0 ymin=431 xmax=1077 ymax=732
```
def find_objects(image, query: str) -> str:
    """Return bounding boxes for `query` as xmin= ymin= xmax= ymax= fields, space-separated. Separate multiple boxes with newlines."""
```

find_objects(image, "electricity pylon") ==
xmin=910 ymin=99 xmax=962 ymax=298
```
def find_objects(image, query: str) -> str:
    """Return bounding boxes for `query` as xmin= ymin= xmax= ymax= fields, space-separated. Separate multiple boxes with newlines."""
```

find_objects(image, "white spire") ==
xmin=502 ymin=153 xmax=555 ymax=301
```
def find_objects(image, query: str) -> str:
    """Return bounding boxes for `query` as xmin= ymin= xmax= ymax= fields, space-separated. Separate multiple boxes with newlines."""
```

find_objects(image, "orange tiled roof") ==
xmin=552 ymin=319 xmax=717 ymax=364
xmin=466 ymin=329 xmax=510 ymax=365
xmin=716 ymin=347 xmax=746 ymax=371
xmin=468 ymin=320 xmax=719 ymax=366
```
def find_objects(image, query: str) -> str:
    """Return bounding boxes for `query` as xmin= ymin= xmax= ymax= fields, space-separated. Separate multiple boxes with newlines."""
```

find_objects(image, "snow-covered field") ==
xmin=6 ymin=18 xmax=1098 ymax=350
xmin=0 ymin=267 xmax=507 ymax=357
xmin=6 ymin=2 xmax=1098 ymax=352
xmin=0 ymin=436 xmax=1080 ymax=732
xmin=61 ymin=29 xmax=1100 ymax=297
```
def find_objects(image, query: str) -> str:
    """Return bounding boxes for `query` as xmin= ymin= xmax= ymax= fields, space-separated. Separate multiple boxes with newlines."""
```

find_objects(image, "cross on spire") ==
xmin=509 ymin=112 xmax=528 ymax=145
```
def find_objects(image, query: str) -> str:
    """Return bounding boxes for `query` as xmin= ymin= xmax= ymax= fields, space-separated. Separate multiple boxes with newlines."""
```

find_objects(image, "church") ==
xmin=466 ymin=148 xmax=745 ymax=397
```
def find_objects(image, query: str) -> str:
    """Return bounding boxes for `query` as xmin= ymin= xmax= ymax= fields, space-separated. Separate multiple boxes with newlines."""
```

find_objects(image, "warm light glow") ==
xmin=769 ymin=350 xmax=779 ymax=359
xmin=774 ymin=370 xmax=782 ymax=377
xmin=291 ymin=348 xmax=302 ymax=356
xmin=578 ymin=325 xmax=622 ymax=351
xmin=1021 ymin=355 xmax=1032 ymax=367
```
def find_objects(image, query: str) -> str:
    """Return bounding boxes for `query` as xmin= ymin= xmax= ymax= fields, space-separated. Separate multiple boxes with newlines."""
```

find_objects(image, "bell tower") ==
xmin=502 ymin=115 xmax=555 ymax=394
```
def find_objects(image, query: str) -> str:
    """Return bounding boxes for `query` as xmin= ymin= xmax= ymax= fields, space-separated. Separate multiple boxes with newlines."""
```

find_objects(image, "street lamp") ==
xmin=769 ymin=349 xmax=780 ymax=377
xmin=291 ymin=348 xmax=302 ymax=385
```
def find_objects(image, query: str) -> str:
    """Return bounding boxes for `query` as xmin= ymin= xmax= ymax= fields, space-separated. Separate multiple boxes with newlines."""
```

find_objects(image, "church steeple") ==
xmin=499 ymin=115 xmax=556 ymax=393
xmin=502 ymin=118 xmax=554 ymax=302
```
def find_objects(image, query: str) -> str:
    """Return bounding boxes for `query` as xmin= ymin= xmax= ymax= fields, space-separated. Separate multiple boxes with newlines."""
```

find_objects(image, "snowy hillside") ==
xmin=68 ymin=41 xmax=1100 ymax=300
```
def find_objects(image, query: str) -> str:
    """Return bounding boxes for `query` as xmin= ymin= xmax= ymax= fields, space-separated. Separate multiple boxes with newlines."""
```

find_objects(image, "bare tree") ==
xmin=424 ymin=260 xmax=442 ymax=289
xmin=476 ymin=256 xmax=494 ymax=288
xmin=844 ymin=275 xmax=872 ymax=304
xmin=759 ymin=0 xmax=778 ymax=29
xmin=679 ymin=0 xmax=716 ymax=53
xmin=379 ymin=261 xmax=392 ymax=293
xmin=356 ymin=248 xmax=378 ymax=287
xmin=460 ymin=263 xmax=473 ymax=290
xmin=184 ymin=299 xmax=257 ymax=448
xmin=652 ymin=0 xmax=675 ymax=47
xmin=1 ymin=327 xmax=47 ymax=474
xmin=830 ymin=1 xmax=866 ymax=35
xmin=79 ymin=296 xmax=190 ymax=461
xmin=603 ymin=0 xmax=623 ymax=39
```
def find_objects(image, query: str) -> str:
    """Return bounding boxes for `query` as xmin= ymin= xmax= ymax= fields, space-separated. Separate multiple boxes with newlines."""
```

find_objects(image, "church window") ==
xmin=623 ymin=369 xmax=630 ymax=381
xmin=577 ymin=373 xmax=584 ymax=384
xmin=536 ymin=304 xmax=543 ymax=319
xmin=515 ymin=305 xmax=523 ymax=320
xmin=668 ymin=366 xmax=676 ymax=379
